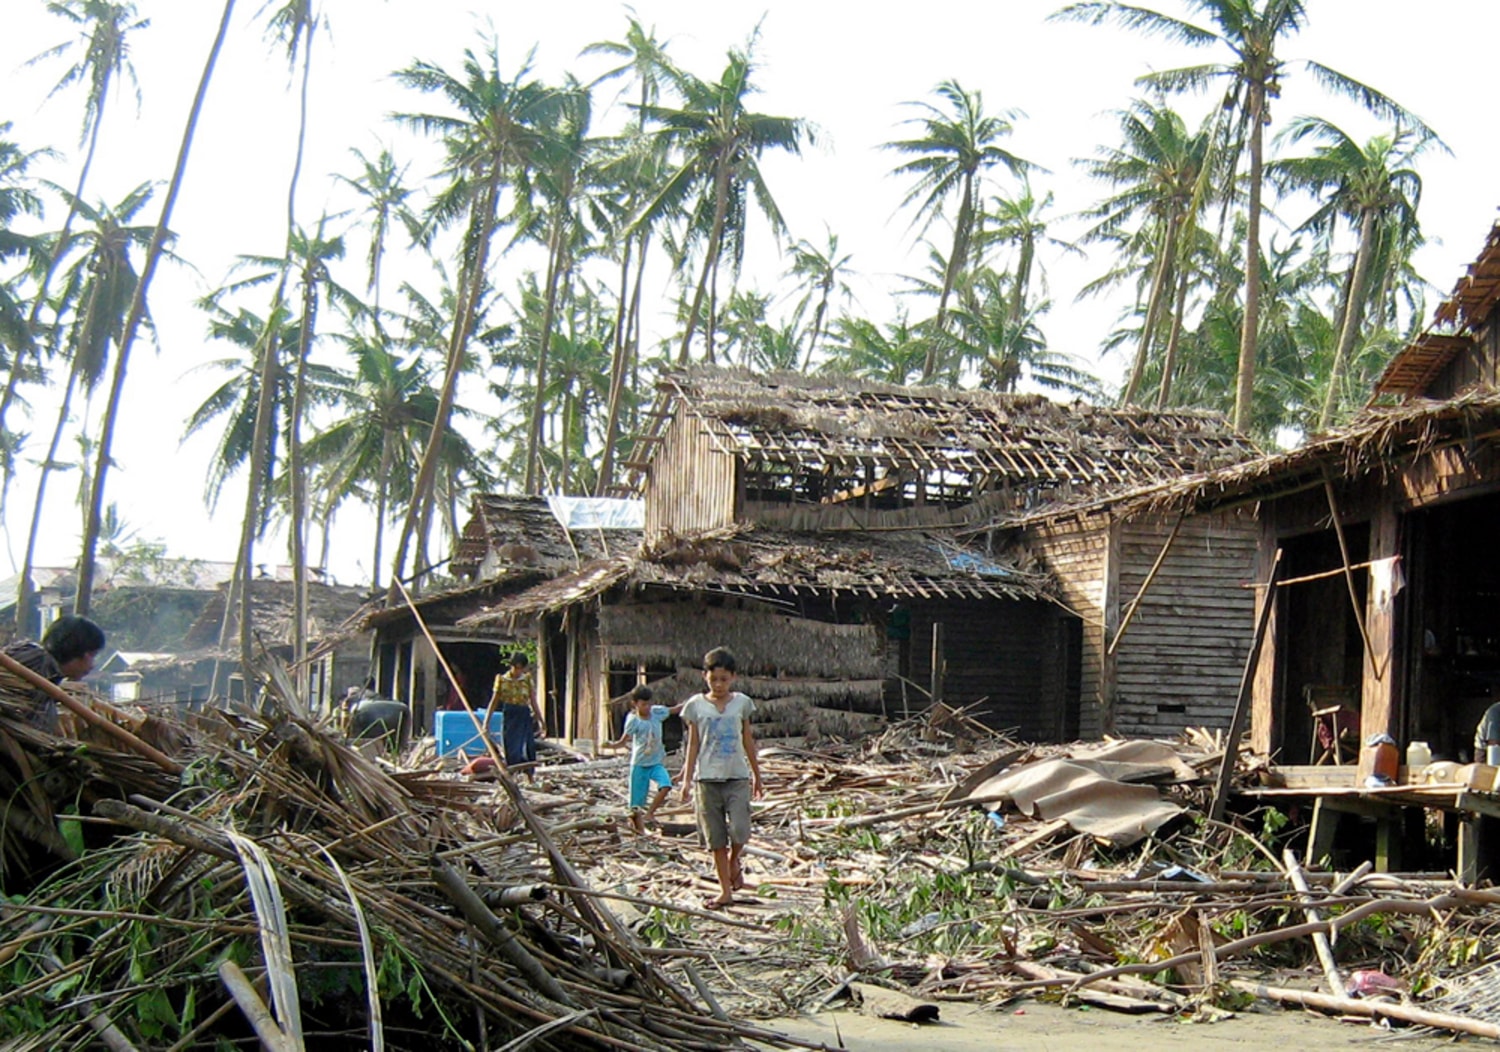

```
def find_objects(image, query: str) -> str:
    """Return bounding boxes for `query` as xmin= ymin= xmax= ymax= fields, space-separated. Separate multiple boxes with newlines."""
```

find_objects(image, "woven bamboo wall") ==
xmin=598 ymin=601 xmax=882 ymax=679
xmin=644 ymin=406 xmax=738 ymax=538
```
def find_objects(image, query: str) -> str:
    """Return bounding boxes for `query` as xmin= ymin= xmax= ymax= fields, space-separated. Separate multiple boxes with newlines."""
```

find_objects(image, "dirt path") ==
xmin=762 ymin=999 xmax=1464 ymax=1050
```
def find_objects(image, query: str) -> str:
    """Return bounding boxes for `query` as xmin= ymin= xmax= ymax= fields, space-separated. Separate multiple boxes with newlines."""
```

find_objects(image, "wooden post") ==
xmin=1358 ymin=502 xmax=1400 ymax=781
xmin=1210 ymin=549 xmax=1282 ymax=822
xmin=929 ymin=623 xmax=944 ymax=709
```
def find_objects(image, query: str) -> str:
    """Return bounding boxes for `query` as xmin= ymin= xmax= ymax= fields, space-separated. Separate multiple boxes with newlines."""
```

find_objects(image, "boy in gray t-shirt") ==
xmin=679 ymin=647 xmax=763 ymax=909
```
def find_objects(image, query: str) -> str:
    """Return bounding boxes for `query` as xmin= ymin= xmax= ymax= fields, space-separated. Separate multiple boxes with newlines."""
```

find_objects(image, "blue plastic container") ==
xmin=434 ymin=710 xmax=504 ymax=757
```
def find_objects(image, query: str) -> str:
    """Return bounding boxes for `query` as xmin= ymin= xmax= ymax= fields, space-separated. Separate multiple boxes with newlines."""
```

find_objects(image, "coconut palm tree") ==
xmin=787 ymin=228 xmax=855 ymax=371
xmin=333 ymin=145 xmax=416 ymax=315
xmin=15 ymin=182 xmax=155 ymax=634
xmin=4 ymin=1 xmax=148 ymax=482
xmin=885 ymin=80 xmax=1033 ymax=381
xmin=75 ymin=0 xmax=237 ymax=615
xmin=0 ymin=126 xmax=47 ymax=372
xmin=638 ymin=43 xmax=809 ymax=365
xmin=1055 ymin=0 xmax=1435 ymax=433
xmin=824 ymin=313 xmax=927 ymax=386
xmin=1078 ymin=100 xmax=1215 ymax=406
xmin=1270 ymin=117 xmax=1438 ymax=428
xmin=388 ymin=41 xmax=565 ymax=592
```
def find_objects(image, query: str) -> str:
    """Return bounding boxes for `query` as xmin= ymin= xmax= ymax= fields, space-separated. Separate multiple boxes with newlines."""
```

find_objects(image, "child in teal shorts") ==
xmin=608 ymin=685 xmax=683 ymax=833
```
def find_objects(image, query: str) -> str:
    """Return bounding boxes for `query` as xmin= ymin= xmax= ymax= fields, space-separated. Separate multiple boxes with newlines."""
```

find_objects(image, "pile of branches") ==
xmin=0 ymin=667 xmax=819 ymax=1051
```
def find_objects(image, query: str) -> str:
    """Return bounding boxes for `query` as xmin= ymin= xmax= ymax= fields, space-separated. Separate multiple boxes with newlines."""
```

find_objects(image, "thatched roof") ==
xmin=449 ymin=494 xmax=640 ymax=579
xmin=1375 ymin=219 xmax=1500 ymax=400
xmin=1003 ymin=386 xmax=1500 ymax=527
xmin=458 ymin=523 xmax=1051 ymax=627
xmin=183 ymin=578 xmax=371 ymax=652
xmin=619 ymin=367 xmax=1258 ymax=502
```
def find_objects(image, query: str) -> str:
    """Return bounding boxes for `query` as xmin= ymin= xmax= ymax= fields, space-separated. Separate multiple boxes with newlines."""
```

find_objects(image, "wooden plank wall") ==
xmin=1425 ymin=316 xmax=1499 ymax=399
xmin=1029 ymin=519 xmax=1109 ymax=738
xmin=1113 ymin=509 xmax=1259 ymax=736
xmin=908 ymin=597 xmax=1070 ymax=741
xmin=644 ymin=406 xmax=737 ymax=537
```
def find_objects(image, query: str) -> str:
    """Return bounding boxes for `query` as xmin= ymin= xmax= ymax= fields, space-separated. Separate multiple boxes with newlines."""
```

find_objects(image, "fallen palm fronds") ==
xmin=6 ymin=679 xmax=1500 ymax=1047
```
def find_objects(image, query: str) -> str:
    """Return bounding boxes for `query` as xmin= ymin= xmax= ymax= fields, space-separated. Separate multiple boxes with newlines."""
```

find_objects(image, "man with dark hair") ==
xmin=3 ymin=614 xmax=106 ymax=732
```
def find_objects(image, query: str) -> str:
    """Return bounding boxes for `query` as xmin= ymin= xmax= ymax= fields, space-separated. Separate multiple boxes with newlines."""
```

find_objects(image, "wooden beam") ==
xmin=1211 ymin=548 xmax=1283 ymax=822
xmin=1359 ymin=502 xmax=1400 ymax=782
xmin=1107 ymin=509 xmax=1186 ymax=656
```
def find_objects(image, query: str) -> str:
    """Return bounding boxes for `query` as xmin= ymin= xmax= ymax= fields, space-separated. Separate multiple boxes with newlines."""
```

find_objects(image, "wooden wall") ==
xmin=1028 ymin=518 xmax=1110 ymax=738
xmin=1423 ymin=317 xmax=1500 ymax=399
xmin=1112 ymin=509 xmax=1259 ymax=737
xmin=906 ymin=597 xmax=1074 ymax=741
xmin=644 ymin=406 xmax=738 ymax=538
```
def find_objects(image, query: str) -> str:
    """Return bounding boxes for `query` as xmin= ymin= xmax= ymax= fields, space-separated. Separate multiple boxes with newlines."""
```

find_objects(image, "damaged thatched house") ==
xmin=1088 ymin=219 xmax=1500 ymax=782
xmin=461 ymin=368 xmax=1260 ymax=746
xmin=354 ymin=495 xmax=641 ymax=739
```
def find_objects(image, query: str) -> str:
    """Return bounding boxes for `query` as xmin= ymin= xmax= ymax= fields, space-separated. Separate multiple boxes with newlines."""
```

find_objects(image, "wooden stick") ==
xmin=218 ymin=960 xmax=294 ymax=1052
xmin=0 ymin=651 xmax=182 ymax=774
xmin=1229 ymin=979 xmax=1500 ymax=1040
xmin=1284 ymin=848 xmax=1347 ymax=998
xmin=1210 ymin=547 xmax=1281 ymax=822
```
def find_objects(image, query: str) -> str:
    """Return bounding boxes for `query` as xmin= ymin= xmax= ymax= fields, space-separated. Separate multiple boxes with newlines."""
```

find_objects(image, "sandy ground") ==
xmin=760 ymin=999 xmax=1469 ymax=1050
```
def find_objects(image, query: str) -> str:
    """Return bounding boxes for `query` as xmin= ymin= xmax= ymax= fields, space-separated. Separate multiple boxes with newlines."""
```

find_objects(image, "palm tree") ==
xmin=638 ymin=43 xmax=810 ymax=365
xmin=300 ymin=319 xmax=439 ymax=587
xmin=1271 ymin=117 xmax=1438 ymax=428
xmin=0 ymin=126 xmax=47 ymax=372
xmin=947 ymin=267 xmax=1099 ymax=396
xmin=389 ymin=42 xmax=565 ymax=591
xmin=16 ymin=182 xmax=155 ymax=634
xmin=1056 ymin=0 xmax=1435 ymax=433
xmin=4 ymin=1 xmax=148 ymax=479
xmin=824 ymin=313 xmax=927 ymax=386
xmin=585 ymin=15 xmax=674 ymax=495
xmin=787 ymin=228 xmax=855 ymax=371
xmin=75 ymin=0 xmax=237 ymax=615
xmin=1078 ymin=100 xmax=1214 ymax=405
xmin=885 ymin=80 xmax=1032 ymax=381
xmin=333 ymin=145 xmax=415 ymax=315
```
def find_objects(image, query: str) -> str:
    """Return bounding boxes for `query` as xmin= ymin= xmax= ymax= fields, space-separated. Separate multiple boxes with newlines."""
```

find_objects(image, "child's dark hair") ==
xmin=508 ymin=652 xmax=529 ymax=668
xmin=629 ymin=684 xmax=653 ymax=702
xmin=703 ymin=646 xmax=736 ymax=673
xmin=43 ymin=615 xmax=105 ymax=665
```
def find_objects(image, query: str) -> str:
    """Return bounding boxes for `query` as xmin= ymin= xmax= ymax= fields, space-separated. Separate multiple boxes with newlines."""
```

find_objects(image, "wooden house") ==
xmin=355 ymin=495 xmax=640 ymax=738
xmin=467 ymin=367 xmax=1260 ymax=745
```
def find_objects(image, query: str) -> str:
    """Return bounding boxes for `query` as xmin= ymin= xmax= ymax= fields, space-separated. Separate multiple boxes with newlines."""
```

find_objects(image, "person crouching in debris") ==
xmin=679 ymin=647 xmax=762 ymax=910
xmin=607 ymin=685 xmax=684 ymax=834
xmin=2 ymin=615 xmax=106 ymax=733
xmin=492 ymin=652 xmax=544 ymax=780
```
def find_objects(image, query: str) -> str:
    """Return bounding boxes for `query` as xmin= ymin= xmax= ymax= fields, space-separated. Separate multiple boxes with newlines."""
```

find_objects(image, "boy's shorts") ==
xmin=629 ymin=763 xmax=673 ymax=808
xmin=695 ymin=778 xmax=751 ymax=849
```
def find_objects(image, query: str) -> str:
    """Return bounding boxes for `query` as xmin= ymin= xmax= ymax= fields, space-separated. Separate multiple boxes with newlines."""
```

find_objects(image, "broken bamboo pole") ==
xmin=1284 ymin=848 xmax=1348 ymax=998
xmin=218 ymin=961 xmax=294 ymax=1052
xmin=1210 ymin=548 xmax=1282 ymax=822
xmin=1229 ymin=979 xmax=1500 ymax=1040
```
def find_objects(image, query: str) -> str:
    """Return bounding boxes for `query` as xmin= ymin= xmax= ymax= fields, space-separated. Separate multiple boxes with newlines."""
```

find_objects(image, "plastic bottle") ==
xmin=1405 ymin=740 xmax=1431 ymax=771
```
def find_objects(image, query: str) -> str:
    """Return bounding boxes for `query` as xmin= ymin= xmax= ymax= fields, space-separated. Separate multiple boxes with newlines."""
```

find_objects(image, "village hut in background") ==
xmin=460 ymin=367 xmax=1260 ymax=747
xmin=353 ymin=494 xmax=641 ymax=739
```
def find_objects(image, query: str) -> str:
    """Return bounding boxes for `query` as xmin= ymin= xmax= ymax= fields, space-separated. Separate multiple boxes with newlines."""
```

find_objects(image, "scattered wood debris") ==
xmin=5 ymin=674 xmax=1500 ymax=1047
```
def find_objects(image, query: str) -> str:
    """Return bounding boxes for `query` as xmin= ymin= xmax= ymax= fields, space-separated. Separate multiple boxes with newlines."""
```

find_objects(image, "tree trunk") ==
xmin=1232 ymin=85 xmax=1265 ymax=434
xmin=1121 ymin=215 xmax=1178 ymax=406
xmin=1317 ymin=208 xmax=1377 ymax=431
xmin=17 ymin=365 xmax=80 ymax=637
xmin=389 ymin=167 xmax=501 ymax=596
xmin=369 ymin=430 xmax=392 ymax=588
xmin=596 ymin=232 xmax=636 ymax=494
xmin=524 ymin=210 xmax=569 ymax=495
xmin=676 ymin=167 xmax=730 ymax=365
xmin=75 ymin=0 xmax=237 ymax=616
xmin=1155 ymin=263 xmax=1192 ymax=409
xmin=287 ymin=267 xmax=318 ymax=683
xmin=923 ymin=176 xmax=976 ymax=383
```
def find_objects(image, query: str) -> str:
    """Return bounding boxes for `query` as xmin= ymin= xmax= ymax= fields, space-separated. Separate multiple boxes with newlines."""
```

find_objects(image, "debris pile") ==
xmin=6 ymin=674 xmax=1500 ymax=1047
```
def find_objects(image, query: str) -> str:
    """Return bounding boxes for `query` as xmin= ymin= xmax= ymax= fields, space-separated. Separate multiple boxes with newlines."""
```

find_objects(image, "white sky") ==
xmin=1 ymin=0 xmax=1496 ymax=586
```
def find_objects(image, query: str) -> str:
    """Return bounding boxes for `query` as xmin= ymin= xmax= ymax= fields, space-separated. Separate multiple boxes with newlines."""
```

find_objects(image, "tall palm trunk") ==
xmin=368 ymin=430 xmax=393 ymax=587
xmin=676 ymin=167 xmax=731 ymax=365
xmin=1121 ymin=215 xmax=1179 ymax=406
xmin=287 ymin=265 xmax=318 ymax=674
xmin=596 ymin=231 xmax=636 ymax=494
xmin=524 ymin=212 xmax=569 ymax=494
xmin=1232 ymin=84 xmax=1265 ymax=434
xmin=389 ymin=167 xmax=501 ymax=596
xmin=1317 ymin=207 xmax=1378 ymax=430
xmin=17 ymin=362 xmax=81 ymax=636
xmin=1155 ymin=264 xmax=1192 ymax=408
xmin=923 ymin=176 xmax=976 ymax=382
xmin=75 ymin=0 xmax=237 ymax=616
